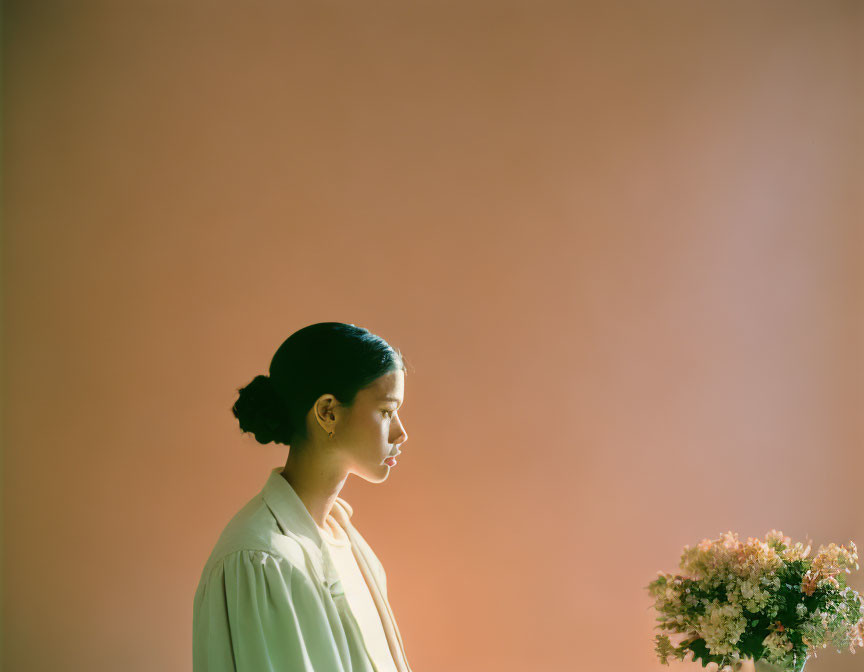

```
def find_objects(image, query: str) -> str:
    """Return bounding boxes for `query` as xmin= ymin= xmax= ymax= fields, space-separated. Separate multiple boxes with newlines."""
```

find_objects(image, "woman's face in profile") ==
xmin=340 ymin=369 xmax=407 ymax=483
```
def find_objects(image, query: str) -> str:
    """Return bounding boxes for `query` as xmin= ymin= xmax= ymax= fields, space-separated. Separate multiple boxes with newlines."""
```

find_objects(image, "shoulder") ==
xmin=196 ymin=547 xmax=319 ymax=605
xmin=193 ymin=548 xmax=327 ymax=626
xmin=199 ymin=495 xmax=309 ymax=578
xmin=205 ymin=548 xmax=295 ymax=577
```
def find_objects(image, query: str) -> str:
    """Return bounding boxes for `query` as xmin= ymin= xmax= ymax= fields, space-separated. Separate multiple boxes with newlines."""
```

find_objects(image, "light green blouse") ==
xmin=193 ymin=466 xmax=412 ymax=672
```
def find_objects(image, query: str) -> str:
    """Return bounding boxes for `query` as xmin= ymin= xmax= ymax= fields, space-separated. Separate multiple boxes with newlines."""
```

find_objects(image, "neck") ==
xmin=280 ymin=447 xmax=349 ymax=529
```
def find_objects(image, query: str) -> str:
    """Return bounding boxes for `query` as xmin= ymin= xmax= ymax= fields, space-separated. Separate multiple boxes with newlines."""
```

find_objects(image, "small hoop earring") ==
xmin=328 ymin=430 xmax=335 ymax=439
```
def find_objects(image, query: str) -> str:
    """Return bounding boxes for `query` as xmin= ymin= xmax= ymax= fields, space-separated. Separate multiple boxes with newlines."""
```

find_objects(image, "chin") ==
xmin=355 ymin=463 xmax=391 ymax=484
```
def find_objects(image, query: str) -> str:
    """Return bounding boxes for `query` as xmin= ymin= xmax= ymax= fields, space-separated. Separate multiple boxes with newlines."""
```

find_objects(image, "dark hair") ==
xmin=232 ymin=322 xmax=408 ymax=446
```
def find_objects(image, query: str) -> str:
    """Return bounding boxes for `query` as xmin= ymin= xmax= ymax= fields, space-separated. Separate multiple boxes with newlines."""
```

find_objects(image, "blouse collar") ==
xmin=259 ymin=465 xmax=354 ymax=553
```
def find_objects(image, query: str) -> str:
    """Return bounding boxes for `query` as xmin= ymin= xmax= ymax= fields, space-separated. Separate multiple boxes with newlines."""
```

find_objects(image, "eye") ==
xmin=382 ymin=410 xmax=394 ymax=418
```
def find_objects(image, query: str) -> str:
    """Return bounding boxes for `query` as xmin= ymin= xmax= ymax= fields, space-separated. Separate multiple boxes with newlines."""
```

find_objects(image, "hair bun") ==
xmin=231 ymin=374 xmax=293 ymax=446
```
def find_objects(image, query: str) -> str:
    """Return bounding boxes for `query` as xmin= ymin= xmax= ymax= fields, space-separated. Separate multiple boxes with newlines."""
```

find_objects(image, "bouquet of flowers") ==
xmin=646 ymin=530 xmax=864 ymax=672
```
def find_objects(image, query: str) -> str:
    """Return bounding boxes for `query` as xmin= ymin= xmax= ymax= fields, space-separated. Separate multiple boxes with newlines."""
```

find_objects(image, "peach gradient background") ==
xmin=2 ymin=1 xmax=862 ymax=671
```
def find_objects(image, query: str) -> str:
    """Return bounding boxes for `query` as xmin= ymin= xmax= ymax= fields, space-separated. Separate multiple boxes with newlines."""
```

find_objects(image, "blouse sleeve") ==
xmin=193 ymin=549 xmax=348 ymax=672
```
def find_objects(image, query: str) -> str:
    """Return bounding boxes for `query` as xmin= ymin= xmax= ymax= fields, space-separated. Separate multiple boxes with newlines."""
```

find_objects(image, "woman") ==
xmin=193 ymin=322 xmax=413 ymax=672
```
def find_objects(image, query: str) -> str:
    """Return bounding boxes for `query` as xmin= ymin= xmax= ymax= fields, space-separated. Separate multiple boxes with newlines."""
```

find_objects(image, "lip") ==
xmin=387 ymin=451 xmax=401 ymax=459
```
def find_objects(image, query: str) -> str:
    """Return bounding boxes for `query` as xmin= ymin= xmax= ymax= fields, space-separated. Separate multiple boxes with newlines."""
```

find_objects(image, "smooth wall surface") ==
xmin=2 ymin=2 xmax=862 ymax=671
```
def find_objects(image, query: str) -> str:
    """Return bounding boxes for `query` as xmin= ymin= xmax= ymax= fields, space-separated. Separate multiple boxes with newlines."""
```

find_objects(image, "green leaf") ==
xmin=686 ymin=638 xmax=723 ymax=667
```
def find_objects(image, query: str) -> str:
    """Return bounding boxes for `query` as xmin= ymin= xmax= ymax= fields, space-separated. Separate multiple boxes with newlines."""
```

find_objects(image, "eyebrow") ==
xmin=380 ymin=396 xmax=403 ymax=404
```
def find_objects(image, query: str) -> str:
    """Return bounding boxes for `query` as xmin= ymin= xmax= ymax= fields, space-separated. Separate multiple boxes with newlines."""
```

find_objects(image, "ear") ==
xmin=312 ymin=394 xmax=338 ymax=431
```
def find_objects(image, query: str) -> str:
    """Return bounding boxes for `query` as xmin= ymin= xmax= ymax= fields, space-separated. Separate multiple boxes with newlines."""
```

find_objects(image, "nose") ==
xmin=392 ymin=419 xmax=407 ymax=446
